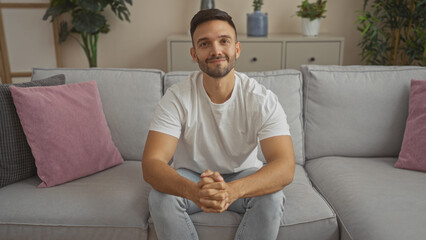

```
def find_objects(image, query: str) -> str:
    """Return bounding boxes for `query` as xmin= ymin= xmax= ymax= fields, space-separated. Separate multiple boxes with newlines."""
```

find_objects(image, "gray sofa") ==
xmin=0 ymin=65 xmax=425 ymax=240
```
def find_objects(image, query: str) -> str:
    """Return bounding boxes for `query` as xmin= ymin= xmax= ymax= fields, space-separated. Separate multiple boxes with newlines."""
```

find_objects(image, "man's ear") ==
xmin=190 ymin=47 xmax=199 ymax=63
xmin=235 ymin=42 xmax=241 ymax=59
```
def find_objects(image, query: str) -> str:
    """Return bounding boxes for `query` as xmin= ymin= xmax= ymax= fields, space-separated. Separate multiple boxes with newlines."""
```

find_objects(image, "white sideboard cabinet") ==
xmin=167 ymin=34 xmax=344 ymax=72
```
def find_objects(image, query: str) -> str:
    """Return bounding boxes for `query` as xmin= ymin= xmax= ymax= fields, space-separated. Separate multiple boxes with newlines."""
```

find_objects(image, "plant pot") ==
xmin=247 ymin=11 xmax=268 ymax=37
xmin=302 ymin=18 xmax=321 ymax=37
xmin=201 ymin=0 xmax=214 ymax=9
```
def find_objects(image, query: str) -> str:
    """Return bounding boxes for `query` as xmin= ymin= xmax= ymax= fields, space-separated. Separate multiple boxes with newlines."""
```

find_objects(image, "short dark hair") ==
xmin=190 ymin=9 xmax=237 ymax=44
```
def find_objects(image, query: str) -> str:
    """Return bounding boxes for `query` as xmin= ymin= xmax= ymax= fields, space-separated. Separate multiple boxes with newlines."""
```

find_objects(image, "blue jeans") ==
xmin=148 ymin=168 xmax=285 ymax=240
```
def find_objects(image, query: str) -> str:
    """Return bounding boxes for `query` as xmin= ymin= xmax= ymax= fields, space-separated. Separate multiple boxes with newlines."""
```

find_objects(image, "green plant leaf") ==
xmin=253 ymin=0 xmax=264 ymax=11
xmin=99 ymin=23 xmax=110 ymax=34
xmin=356 ymin=0 xmax=425 ymax=65
xmin=78 ymin=0 xmax=103 ymax=12
xmin=72 ymin=10 xmax=106 ymax=34
xmin=361 ymin=23 xmax=371 ymax=36
xmin=43 ymin=0 xmax=75 ymax=22
xmin=59 ymin=21 xmax=69 ymax=43
xmin=110 ymin=0 xmax=132 ymax=22
xmin=296 ymin=0 xmax=327 ymax=19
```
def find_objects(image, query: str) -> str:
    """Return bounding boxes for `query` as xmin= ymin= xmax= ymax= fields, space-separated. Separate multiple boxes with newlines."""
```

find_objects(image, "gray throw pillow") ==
xmin=0 ymin=74 xmax=65 ymax=188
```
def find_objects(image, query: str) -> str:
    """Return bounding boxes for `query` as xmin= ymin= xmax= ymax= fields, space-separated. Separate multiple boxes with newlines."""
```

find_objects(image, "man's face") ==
xmin=191 ymin=20 xmax=241 ymax=78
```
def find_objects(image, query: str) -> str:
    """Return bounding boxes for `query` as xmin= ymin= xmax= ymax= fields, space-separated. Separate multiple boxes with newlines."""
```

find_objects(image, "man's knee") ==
xmin=148 ymin=189 xmax=179 ymax=211
xmin=251 ymin=190 xmax=285 ymax=214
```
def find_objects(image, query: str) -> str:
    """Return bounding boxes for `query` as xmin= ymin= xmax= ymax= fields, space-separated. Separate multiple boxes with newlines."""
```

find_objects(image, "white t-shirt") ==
xmin=149 ymin=71 xmax=290 ymax=174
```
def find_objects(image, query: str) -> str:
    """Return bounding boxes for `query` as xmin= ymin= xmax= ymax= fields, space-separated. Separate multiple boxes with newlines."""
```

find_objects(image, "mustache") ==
xmin=206 ymin=56 xmax=229 ymax=63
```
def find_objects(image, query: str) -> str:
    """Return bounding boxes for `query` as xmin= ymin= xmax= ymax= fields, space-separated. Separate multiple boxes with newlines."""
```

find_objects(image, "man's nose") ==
xmin=210 ymin=42 xmax=223 ymax=56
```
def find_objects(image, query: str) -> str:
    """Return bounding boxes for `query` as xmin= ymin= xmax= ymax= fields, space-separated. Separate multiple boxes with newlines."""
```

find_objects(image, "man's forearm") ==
xmin=229 ymin=158 xmax=294 ymax=199
xmin=142 ymin=159 xmax=197 ymax=200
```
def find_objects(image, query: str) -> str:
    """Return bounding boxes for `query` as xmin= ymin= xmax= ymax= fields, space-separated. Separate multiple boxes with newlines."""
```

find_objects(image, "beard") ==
xmin=197 ymin=54 xmax=236 ymax=79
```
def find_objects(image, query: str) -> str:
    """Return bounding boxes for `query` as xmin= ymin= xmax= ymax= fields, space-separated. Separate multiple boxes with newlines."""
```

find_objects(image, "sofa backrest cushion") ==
xmin=32 ymin=68 xmax=164 ymax=161
xmin=302 ymin=65 xmax=426 ymax=160
xmin=164 ymin=70 xmax=305 ymax=165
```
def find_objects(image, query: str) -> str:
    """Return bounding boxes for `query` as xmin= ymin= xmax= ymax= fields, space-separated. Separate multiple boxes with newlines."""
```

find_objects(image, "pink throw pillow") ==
xmin=10 ymin=80 xmax=123 ymax=187
xmin=395 ymin=79 xmax=426 ymax=172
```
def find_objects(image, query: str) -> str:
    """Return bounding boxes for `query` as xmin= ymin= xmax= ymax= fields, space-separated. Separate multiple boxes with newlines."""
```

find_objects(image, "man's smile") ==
xmin=206 ymin=56 xmax=228 ymax=64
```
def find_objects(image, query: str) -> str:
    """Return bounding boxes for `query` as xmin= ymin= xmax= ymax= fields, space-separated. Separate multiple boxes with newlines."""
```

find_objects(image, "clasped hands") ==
xmin=194 ymin=169 xmax=237 ymax=213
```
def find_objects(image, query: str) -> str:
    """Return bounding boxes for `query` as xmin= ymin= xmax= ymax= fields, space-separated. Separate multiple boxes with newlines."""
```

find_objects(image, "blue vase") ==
xmin=247 ymin=11 xmax=268 ymax=37
xmin=201 ymin=0 xmax=215 ymax=9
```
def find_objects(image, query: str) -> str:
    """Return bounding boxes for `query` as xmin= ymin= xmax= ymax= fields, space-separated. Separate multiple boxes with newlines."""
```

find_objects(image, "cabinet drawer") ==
xmin=236 ymin=42 xmax=282 ymax=72
xmin=285 ymin=41 xmax=341 ymax=69
xmin=169 ymin=41 xmax=198 ymax=72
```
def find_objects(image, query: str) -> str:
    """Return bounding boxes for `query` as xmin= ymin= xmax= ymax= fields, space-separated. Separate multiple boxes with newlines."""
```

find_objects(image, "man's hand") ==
xmin=196 ymin=170 xmax=239 ymax=213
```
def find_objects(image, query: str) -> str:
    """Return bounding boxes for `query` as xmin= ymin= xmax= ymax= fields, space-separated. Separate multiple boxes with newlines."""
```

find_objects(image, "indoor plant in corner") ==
xmin=296 ymin=0 xmax=327 ymax=37
xmin=356 ymin=0 xmax=425 ymax=66
xmin=247 ymin=0 xmax=268 ymax=37
xmin=43 ymin=0 xmax=133 ymax=68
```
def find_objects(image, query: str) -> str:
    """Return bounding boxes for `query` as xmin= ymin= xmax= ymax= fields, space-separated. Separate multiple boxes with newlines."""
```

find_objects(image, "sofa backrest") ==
xmin=302 ymin=65 xmax=426 ymax=160
xmin=164 ymin=70 xmax=305 ymax=166
xmin=32 ymin=68 xmax=164 ymax=161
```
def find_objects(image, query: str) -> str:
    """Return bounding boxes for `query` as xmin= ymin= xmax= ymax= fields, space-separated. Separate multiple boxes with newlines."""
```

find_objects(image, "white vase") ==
xmin=302 ymin=18 xmax=321 ymax=37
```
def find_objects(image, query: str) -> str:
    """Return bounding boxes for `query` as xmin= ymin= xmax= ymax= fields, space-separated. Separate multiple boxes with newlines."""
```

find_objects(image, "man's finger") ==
xmin=201 ymin=181 xmax=226 ymax=190
xmin=199 ymin=189 xmax=228 ymax=200
xmin=199 ymin=198 xmax=225 ymax=209
xmin=211 ymin=172 xmax=224 ymax=182
xmin=201 ymin=170 xmax=224 ymax=182
xmin=197 ymin=176 xmax=215 ymax=188
xmin=200 ymin=169 xmax=213 ymax=178
xmin=199 ymin=188 xmax=220 ymax=198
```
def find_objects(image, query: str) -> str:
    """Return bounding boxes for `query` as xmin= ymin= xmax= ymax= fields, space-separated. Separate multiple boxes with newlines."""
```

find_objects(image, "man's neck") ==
xmin=202 ymin=70 xmax=235 ymax=104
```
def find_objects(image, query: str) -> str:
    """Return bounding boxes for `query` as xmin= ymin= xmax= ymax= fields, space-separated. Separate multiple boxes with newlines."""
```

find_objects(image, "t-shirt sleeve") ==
xmin=258 ymin=92 xmax=291 ymax=141
xmin=149 ymin=88 xmax=182 ymax=139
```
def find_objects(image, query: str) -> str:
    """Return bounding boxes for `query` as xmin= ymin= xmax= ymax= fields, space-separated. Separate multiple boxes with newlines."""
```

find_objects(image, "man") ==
xmin=142 ymin=9 xmax=295 ymax=240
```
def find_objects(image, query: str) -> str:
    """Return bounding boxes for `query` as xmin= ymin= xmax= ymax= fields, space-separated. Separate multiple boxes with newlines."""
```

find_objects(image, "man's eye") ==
xmin=221 ymin=39 xmax=231 ymax=44
xmin=199 ymin=42 xmax=208 ymax=47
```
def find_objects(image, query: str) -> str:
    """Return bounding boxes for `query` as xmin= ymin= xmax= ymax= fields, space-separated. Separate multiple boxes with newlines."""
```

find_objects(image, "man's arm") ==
xmin=199 ymin=135 xmax=295 ymax=207
xmin=142 ymin=130 xmax=227 ymax=211
xmin=142 ymin=131 xmax=196 ymax=199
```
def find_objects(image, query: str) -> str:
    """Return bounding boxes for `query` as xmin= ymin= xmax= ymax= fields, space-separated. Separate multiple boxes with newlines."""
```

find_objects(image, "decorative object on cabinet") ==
xmin=201 ymin=0 xmax=215 ymax=10
xmin=247 ymin=0 xmax=268 ymax=37
xmin=296 ymin=0 xmax=327 ymax=37
xmin=356 ymin=0 xmax=425 ymax=66
xmin=43 ymin=0 xmax=133 ymax=68
xmin=167 ymin=34 xmax=344 ymax=72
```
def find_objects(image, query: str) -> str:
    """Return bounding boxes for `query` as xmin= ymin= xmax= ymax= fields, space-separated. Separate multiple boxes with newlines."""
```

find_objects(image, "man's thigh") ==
xmin=148 ymin=168 xmax=203 ymax=215
xmin=176 ymin=168 xmax=203 ymax=214
xmin=176 ymin=168 xmax=202 ymax=182
xmin=224 ymin=168 xmax=285 ymax=214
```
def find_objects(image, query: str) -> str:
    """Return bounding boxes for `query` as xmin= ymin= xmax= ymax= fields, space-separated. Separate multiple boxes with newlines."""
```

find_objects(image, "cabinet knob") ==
xmin=309 ymin=57 xmax=316 ymax=62
xmin=251 ymin=57 xmax=258 ymax=62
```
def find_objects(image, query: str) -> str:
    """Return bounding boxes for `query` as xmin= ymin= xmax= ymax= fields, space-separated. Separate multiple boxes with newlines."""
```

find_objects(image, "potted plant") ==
xmin=247 ymin=0 xmax=268 ymax=37
xmin=43 ymin=0 xmax=133 ymax=68
xmin=200 ymin=0 xmax=215 ymax=9
xmin=356 ymin=0 xmax=425 ymax=66
xmin=296 ymin=0 xmax=327 ymax=37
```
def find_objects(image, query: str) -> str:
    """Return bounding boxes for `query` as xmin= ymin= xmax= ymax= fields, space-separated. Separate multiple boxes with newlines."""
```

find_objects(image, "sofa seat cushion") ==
xmin=0 ymin=161 xmax=151 ymax=240
xmin=305 ymin=156 xmax=426 ymax=240
xmin=148 ymin=165 xmax=338 ymax=240
xmin=31 ymin=68 xmax=164 ymax=161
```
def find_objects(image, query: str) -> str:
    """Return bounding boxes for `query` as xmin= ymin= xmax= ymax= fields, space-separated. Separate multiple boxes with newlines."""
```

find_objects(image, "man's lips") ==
xmin=206 ymin=57 xmax=228 ymax=64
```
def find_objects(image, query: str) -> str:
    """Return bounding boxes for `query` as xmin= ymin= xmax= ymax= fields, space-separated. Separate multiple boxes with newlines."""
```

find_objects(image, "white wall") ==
xmin=5 ymin=0 xmax=365 ymax=72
